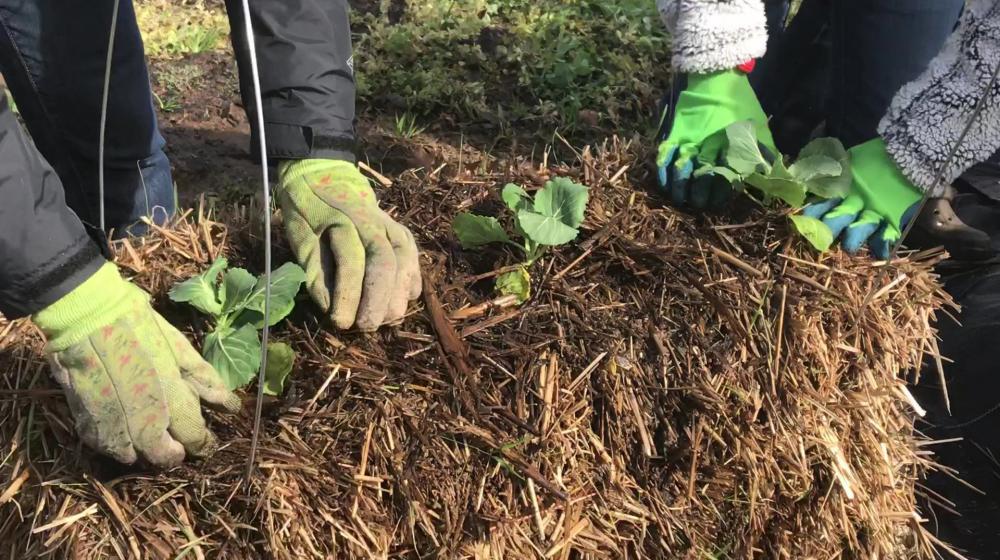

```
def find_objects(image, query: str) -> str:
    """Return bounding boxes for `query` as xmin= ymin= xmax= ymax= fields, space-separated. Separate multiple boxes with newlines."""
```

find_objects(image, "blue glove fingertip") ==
xmin=670 ymin=158 xmax=694 ymax=206
xmin=802 ymin=198 xmax=841 ymax=219
xmin=822 ymin=213 xmax=856 ymax=240
xmin=842 ymin=221 xmax=880 ymax=254
xmin=657 ymin=145 xmax=679 ymax=191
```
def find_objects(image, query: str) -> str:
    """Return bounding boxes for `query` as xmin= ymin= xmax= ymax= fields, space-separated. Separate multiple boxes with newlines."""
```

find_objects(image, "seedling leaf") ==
xmin=220 ymin=267 xmax=256 ymax=317
xmin=453 ymin=213 xmax=511 ymax=248
xmin=725 ymin=121 xmax=769 ymax=176
xmin=204 ymin=324 xmax=261 ymax=390
xmin=496 ymin=267 xmax=531 ymax=303
xmin=532 ymin=177 xmax=589 ymax=229
xmin=745 ymin=173 xmax=807 ymax=208
xmin=235 ymin=262 xmax=307 ymax=328
xmin=771 ymin=156 xmax=794 ymax=180
xmin=798 ymin=138 xmax=851 ymax=198
xmin=263 ymin=342 xmax=295 ymax=396
xmin=517 ymin=210 xmax=580 ymax=246
xmin=501 ymin=183 xmax=531 ymax=212
xmin=168 ymin=257 xmax=227 ymax=316
xmin=711 ymin=166 xmax=741 ymax=183
xmin=790 ymin=214 xmax=834 ymax=252
xmin=789 ymin=155 xmax=841 ymax=183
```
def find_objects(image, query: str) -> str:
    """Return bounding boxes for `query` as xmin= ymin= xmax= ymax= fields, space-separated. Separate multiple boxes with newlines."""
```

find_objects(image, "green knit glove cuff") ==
xmin=278 ymin=159 xmax=370 ymax=194
xmin=32 ymin=262 xmax=144 ymax=352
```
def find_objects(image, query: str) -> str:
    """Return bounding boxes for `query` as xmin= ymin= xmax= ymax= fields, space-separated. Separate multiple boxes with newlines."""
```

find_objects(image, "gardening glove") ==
xmin=32 ymin=263 xmax=241 ymax=467
xmin=801 ymin=138 xmax=922 ymax=259
xmin=277 ymin=159 xmax=422 ymax=331
xmin=657 ymin=66 xmax=777 ymax=209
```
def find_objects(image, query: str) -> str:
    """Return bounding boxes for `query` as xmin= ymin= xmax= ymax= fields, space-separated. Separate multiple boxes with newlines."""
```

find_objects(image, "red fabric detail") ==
xmin=737 ymin=59 xmax=756 ymax=74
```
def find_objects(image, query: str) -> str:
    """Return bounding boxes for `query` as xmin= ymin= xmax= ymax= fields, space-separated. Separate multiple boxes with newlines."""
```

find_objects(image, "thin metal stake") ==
xmin=99 ymin=0 xmax=121 ymax=232
xmin=239 ymin=0 xmax=274 ymax=489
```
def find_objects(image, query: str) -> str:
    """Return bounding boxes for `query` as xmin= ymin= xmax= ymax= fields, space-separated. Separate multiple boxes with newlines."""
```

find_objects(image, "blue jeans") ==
xmin=0 ymin=0 xmax=174 ymax=237
xmin=752 ymin=0 xmax=965 ymax=153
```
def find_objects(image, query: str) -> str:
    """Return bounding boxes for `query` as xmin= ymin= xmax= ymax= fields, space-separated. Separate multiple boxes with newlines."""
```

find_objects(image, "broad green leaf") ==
xmin=220 ymin=267 xmax=257 ymax=318
xmin=501 ymin=183 xmax=531 ymax=212
xmin=800 ymin=137 xmax=849 ymax=161
xmin=790 ymin=214 xmax=834 ymax=252
xmin=204 ymin=324 xmax=261 ymax=390
xmin=799 ymin=137 xmax=852 ymax=198
xmin=532 ymin=177 xmax=589 ymax=230
xmin=713 ymin=166 xmax=741 ymax=183
xmin=693 ymin=163 xmax=714 ymax=179
xmin=263 ymin=342 xmax=295 ymax=396
xmin=517 ymin=209 xmax=579 ymax=246
xmin=771 ymin=156 xmax=794 ymax=180
xmin=724 ymin=121 xmax=769 ymax=176
xmin=169 ymin=257 xmax=227 ymax=317
xmin=789 ymin=155 xmax=842 ymax=183
xmin=453 ymin=213 xmax=511 ymax=249
xmin=744 ymin=173 xmax=807 ymax=208
xmin=694 ymin=164 xmax=741 ymax=183
xmin=495 ymin=267 xmax=531 ymax=303
xmin=235 ymin=262 xmax=307 ymax=328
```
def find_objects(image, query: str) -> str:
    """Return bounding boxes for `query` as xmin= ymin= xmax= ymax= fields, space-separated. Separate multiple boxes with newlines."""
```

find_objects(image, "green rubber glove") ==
xmin=32 ymin=263 xmax=241 ymax=467
xmin=277 ymin=159 xmax=422 ymax=331
xmin=657 ymin=69 xmax=777 ymax=208
xmin=801 ymin=138 xmax=923 ymax=259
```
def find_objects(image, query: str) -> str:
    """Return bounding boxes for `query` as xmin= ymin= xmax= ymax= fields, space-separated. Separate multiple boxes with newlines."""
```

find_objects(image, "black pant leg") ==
xmin=224 ymin=0 xmax=357 ymax=163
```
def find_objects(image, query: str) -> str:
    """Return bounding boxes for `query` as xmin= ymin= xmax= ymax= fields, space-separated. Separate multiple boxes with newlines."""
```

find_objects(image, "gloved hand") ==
xmin=657 ymin=67 xmax=777 ymax=209
xmin=277 ymin=159 xmax=422 ymax=331
xmin=801 ymin=138 xmax=922 ymax=259
xmin=33 ymin=263 xmax=241 ymax=467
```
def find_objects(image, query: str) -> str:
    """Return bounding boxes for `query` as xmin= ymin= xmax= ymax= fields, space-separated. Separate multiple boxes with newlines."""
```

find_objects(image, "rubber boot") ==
xmin=908 ymin=194 xmax=994 ymax=261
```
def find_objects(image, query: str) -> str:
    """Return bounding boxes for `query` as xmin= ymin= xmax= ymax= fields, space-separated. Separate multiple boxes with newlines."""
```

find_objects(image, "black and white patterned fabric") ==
xmin=880 ymin=0 xmax=1000 ymax=196
xmin=657 ymin=0 xmax=768 ymax=73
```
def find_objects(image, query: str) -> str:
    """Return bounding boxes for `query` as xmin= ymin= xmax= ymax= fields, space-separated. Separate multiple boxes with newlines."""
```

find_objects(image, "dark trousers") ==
xmin=753 ymin=0 xmax=965 ymax=154
xmin=0 ymin=0 xmax=173 ymax=236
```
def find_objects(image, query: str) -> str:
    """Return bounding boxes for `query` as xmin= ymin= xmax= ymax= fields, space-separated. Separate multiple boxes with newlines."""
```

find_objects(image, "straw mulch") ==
xmin=0 ymin=138 xmax=956 ymax=559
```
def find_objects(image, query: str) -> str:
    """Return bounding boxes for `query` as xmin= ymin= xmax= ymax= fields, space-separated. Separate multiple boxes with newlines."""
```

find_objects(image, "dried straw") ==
xmin=0 ymin=138 xmax=955 ymax=559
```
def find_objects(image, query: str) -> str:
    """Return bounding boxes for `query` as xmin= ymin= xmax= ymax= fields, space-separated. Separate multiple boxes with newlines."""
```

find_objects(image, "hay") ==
xmin=0 ymin=138 xmax=956 ymax=559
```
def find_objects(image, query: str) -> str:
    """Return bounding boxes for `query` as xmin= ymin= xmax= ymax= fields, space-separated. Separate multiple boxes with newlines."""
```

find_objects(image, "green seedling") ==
xmin=394 ymin=113 xmax=427 ymax=139
xmin=699 ymin=120 xmax=852 ymax=252
xmin=169 ymin=257 xmax=305 ymax=395
xmin=453 ymin=177 xmax=589 ymax=303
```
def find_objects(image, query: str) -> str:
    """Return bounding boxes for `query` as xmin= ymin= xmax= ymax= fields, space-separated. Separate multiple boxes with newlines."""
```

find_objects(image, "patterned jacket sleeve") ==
xmin=656 ymin=0 xmax=768 ymax=73
xmin=879 ymin=0 xmax=1000 ymax=196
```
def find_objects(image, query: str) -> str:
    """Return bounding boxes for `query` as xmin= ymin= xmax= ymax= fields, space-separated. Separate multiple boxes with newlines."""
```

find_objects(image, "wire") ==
xmin=99 ymin=0 xmax=121 ymax=232
xmin=239 ymin=0 xmax=273 ymax=489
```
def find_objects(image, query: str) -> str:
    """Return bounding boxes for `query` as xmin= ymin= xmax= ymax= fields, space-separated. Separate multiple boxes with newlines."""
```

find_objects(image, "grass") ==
xmin=153 ymin=62 xmax=207 ymax=111
xmin=352 ymin=0 xmax=670 ymax=134
xmin=394 ymin=112 xmax=427 ymax=139
xmin=137 ymin=0 xmax=670 ymax=138
xmin=135 ymin=0 xmax=230 ymax=57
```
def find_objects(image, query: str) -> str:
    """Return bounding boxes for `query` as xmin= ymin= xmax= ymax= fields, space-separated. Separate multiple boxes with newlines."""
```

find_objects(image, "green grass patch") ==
xmin=136 ymin=0 xmax=230 ymax=57
xmin=353 ymin=0 xmax=669 ymax=132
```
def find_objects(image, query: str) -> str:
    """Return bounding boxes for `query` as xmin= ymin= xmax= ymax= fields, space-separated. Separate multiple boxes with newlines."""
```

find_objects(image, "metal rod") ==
xmin=239 ymin=0 xmax=273 ymax=489
xmin=98 ymin=0 xmax=121 ymax=232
